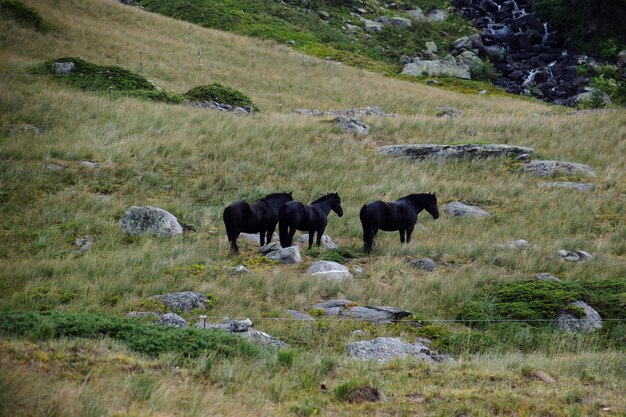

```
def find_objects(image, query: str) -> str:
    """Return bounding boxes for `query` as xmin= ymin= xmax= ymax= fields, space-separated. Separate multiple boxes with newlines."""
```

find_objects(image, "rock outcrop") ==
xmin=151 ymin=291 xmax=208 ymax=313
xmin=378 ymin=144 xmax=533 ymax=161
xmin=523 ymin=161 xmax=595 ymax=177
xmin=345 ymin=337 xmax=453 ymax=363
xmin=557 ymin=301 xmax=602 ymax=333
xmin=311 ymin=299 xmax=411 ymax=323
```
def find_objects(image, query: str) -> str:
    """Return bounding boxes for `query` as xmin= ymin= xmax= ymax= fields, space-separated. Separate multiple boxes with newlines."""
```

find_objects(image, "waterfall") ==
xmin=522 ymin=69 xmax=538 ymax=88
xmin=542 ymin=22 xmax=549 ymax=46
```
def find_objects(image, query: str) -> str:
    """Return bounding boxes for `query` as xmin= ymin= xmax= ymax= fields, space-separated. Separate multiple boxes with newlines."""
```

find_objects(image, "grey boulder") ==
xmin=409 ymin=258 xmax=438 ymax=272
xmin=282 ymin=310 xmax=315 ymax=321
xmin=558 ymin=250 xmax=593 ymax=262
xmin=345 ymin=337 xmax=433 ymax=363
xmin=536 ymin=273 xmax=560 ymax=282
xmin=557 ymin=301 xmax=602 ymax=333
xmin=151 ymin=291 xmax=208 ymax=313
xmin=333 ymin=116 xmax=369 ymax=135
xmin=523 ymin=161 xmax=595 ymax=177
xmin=265 ymin=246 xmax=302 ymax=264
xmin=306 ymin=261 xmax=353 ymax=281
xmin=312 ymin=299 xmax=411 ymax=323
xmin=402 ymin=60 xmax=470 ymax=79
xmin=52 ymin=61 xmax=75 ymax=75
xmin=119 ymin=206 xmax=183 ymax=237
xmin=378 ymin=144 xmax=533 ymax=161
xmin=390 ymin=17 xmax=412 ymax=27
xmin=155 ymin=313 xmax=187 ymax=327
xmin=443 ymin=202 xmax=491 ymax=218
xmin=435 ymin=106 xmax=461 ymax=118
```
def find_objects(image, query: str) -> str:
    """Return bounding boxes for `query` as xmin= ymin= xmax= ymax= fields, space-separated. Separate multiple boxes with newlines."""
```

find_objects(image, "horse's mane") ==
xmin=398 ymin=193 xmax=435 ymax=202
xmin=311 ymin=193 xmax=338 ymax=204
xmin=259 ymin=192 xmax=291 ymax=203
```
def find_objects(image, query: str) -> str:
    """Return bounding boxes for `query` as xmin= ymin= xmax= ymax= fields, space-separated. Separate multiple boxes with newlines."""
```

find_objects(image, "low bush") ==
xmin=0 ymin=0 xmax=47 ymax=31
xmin=0 ymin=310 xmax=261 ymax=359
xmin=36 ymin=57 xmax=183 ymax=103
xmin=184 ymin=83 xmax=258 ymax=111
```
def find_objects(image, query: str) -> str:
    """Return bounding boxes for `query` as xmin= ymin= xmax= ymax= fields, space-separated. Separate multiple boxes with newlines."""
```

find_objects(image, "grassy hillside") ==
xmin=0 ymin=0 xmax=625 ymax=416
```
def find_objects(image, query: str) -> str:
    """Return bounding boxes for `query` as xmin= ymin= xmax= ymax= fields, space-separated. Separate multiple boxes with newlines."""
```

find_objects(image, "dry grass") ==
xmin=0 ymin=0 xmax=625 ymax=416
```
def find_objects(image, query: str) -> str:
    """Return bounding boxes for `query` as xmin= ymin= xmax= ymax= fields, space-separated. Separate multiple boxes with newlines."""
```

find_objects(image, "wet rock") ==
xmin=557 ymin=301 xmax=602 ymax=333
xmin=378 ymin=143 xmax=532 ymax=161
xmin=539 ymin=182 xmax=595 ymax=192
xmin=409 ymin=258 xmax=438 ymax=272
xmin=265 ymin=246 xmax=302 ymax=264
xmin=345 ymin=337 xmax=433 ymax=363
xmin=151 ymin=291 xmax=208 ymax=313
xmin=523 ymin=161 xmax=595 ymax=177
xmin=119 ymin=206 xmax=183 ymax=237
xmin=306 ymin=261 xmax=353 ymax=281
xmin=155 ymin=313 xmax=187 ymax=327
xmin=297 ymin=234 xmax=337 ymax=249
xmin=443 ymin=202 xmax=491 ymax=218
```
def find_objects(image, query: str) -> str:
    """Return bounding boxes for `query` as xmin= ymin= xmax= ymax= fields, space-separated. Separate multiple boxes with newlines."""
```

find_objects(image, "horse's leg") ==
xmin=407 ymin=222 xmax=415 ymax=243
xmin=288 ymin=226 xmax=297 ymax=247
xmin=266 ymin=227 xmax=274 ymax=244
xmin=399 ymin=229 xmax=406 ymax=244
xmin=316 ymin=226 xmax=325 ymax=247
xmin=308 ymin=231 xmax=315 ymax=250
xmin=259 ymin=230 xmax=266 ymax=247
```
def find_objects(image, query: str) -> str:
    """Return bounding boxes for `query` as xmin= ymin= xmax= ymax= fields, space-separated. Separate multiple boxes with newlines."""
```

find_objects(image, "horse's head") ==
xmin=331 ymin=192 xmax=344 ymax=217
xmin=424 ymin=192 xmax=439 ymax=220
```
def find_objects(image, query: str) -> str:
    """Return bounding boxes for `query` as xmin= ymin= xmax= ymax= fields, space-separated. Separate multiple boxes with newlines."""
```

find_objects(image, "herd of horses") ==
xmin=223 ymin=191 xmax=439 ymax=254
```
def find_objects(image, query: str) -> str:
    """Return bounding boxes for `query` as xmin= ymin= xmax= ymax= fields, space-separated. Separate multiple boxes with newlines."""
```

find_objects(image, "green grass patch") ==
xmin=0 ymin=310 xmax=261 ymax=359
xmin=34 ymin=57 xmax=183 ymax=103
xmin=0 ymin=0 xmax=48 ymax=31
xmin=184 ymin=83 xmax=258 ymax=111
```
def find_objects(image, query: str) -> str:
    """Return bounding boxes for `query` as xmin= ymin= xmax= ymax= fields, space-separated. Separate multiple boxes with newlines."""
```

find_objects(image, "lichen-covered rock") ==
xmin=297 ymin=234 xmax=337 ymax=249
xmin=557 ymin=301 xmax=602 ymax=333
xmin=378 ymin=144 xmax=533 ymax=161
xmin=265 ymin=246 xmax=302 ymax=264
xmin=52 ymin=61 xmax=75 ymax=75
xmin=312 ymin=299 xmax=411 ymax=323
xmin=443 ymin=202 xmax=491 ymax=218
xmin=155 ymin=313 xmax=186 ymax=327
xmin=306 ymin=261 xmax=353 ymax=281
xmin=536 ymin=273 xmax=560 ymax=282
xmin=333 ymin=116 xmax=369 ymax=135
xmin=409 ymin=258 xmax=438 ymax=271
xmin=151 ymin=291 xmax=207 ymax=313
xmin=523 ymin=160 xmax=595 ymax=177
xmin=119 ymin=206 xmax=183 ymax=237
xmin=345 ymin=337 xmax=433 ymax=363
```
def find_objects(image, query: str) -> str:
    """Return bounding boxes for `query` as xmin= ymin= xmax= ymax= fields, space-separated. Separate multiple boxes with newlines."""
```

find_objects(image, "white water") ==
xmin=542 ymin=22 xmax=550 ymax=45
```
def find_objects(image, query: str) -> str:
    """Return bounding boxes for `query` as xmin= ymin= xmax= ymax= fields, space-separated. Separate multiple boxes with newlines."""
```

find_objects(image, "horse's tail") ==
xmin=360 ymin=204 xmax=373 ymax=252
xmin=223 ymin=206 xmax=238 ymax=243
xmin=278 ymin=206 xmax=290 ymax=248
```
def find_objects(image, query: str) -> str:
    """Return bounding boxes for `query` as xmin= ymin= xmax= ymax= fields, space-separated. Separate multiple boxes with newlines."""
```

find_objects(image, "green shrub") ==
xmin=35 ymin=57 xmax=183 ymax=103
xmin=184 ymin=83 xmax=258 ymax=111
xmin=470 ymin=60 xmax=500 ymax=82
xmin=0 ymin=311 xmax=261 ymax=359
xmin=0 ymin=0 xmax=47 ymax=31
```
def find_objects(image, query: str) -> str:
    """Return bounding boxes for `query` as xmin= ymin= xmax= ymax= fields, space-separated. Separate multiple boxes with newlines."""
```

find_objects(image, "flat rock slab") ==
xmin=151 ymin=291 xmax=208 ymax=313
xmin=297 ymin=234 xmax=336 ymax=249
xmin=443 ymin=202 xmax=491 ymax=218
xmin=312 ymin=299 xmax=411 ymax=323
xmin=345 ymin=337 xmax=433 ymax=363
xmin=539 ymin=182 xmax=595 ymax=191
xmin=265 ymin=246 xmax=302 ymax=264
xmin=523 ymin=161 xmax=595 ymax=177
xmin=378 ymin=144 xmax=533 ymax=161
xmin=557 ymin=301 xmax=602 ymax=333
xmin=119 ymin=206 xmax=183 ymax=237
xmin=306 ymin=261 xmax=353 ymax=281
xmin=195 ymin=317 xmax=287 ymax=347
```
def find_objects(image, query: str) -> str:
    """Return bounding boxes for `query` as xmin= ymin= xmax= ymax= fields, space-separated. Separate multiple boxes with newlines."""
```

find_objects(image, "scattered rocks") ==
xmin=196 ymin=317 xmax=287 ymax=347
xmin=265 ymin=246 xmax=302 ymax=264
xmin=495 ymin=239 xmax=529 ymax=250
xmin=73 ymin=236 xmax=93 ymax=255
xmin=192 ymin=101 xmax=254 ymax=114
xmin=536 ymin=273 xmax=560 ymax=282
xmin=523 ymin=160 xmax=595 ymax=177
xmin=409 ymin=258 xmax=438 ymax=272
xmin=306 ymin=261 xmax=353 ymax=281
xmin=557 ymin=301 xmax=602 ymax=333
xmin=297 ymin=234 xmax=336 ymax=249
xmin=435 ymin=106 xmax=462 ymax=118
xmin=443 ymin=202 xmax=491 ymax=218
xmin=345 ymin=337 xmax=434 ymax=363
xmin=401 ymin=59 xmax=471 ymax=79
xmin=294 ymin=107 xmax=396 ymax=118
xmin=229 ymin=265 xmax=250 ymax=275
xmin=539 ymin=182 xmax=595 ymax=192
xmin=282 ymin=310 xmax=315 ymax=321
xmin=52 ymin=61 xmax=75 ymax=75
xmin=151 ymin=291 xmax=208 ymax=313
xmin=311 ymin=299 xmax=412 ymax=324
xmin=333 ymin=116 xmax=369 ymax=135
xmin=378 ymin=144 xmax=533 ymax=161
xmin=119 ymin=206 xmax=183 ymax=237
xmin=155 ymin=313 xmax=187 ymax=327
xmin=558 ymin=250 xmax=593 ymax=262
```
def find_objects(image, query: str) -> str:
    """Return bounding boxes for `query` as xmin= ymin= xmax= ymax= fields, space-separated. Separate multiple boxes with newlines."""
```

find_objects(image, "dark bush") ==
xmin=0 ymin=0 xmax=47 ymax=31
xmin=184 ymin=83 xmax=258 ymax=111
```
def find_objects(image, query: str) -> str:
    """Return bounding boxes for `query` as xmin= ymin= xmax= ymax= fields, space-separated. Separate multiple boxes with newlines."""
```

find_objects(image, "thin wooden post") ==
xmin=139 ymin=50 xmax=143 ymax=72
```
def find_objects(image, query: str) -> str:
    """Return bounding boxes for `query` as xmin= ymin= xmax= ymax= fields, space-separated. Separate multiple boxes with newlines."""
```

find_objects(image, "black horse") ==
xmin=360 ymin=193 xmax=439 ymax=252
xmin=223 ymin=192 xmax=293 ymax=254
xmin=279 ymin=193 xmax=344 ymax=249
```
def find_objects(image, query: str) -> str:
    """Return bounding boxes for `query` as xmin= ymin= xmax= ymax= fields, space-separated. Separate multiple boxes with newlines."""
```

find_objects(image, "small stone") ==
xmin=351 ymin=265 xmax=364 ymax=275
xmin=352 ymin=330 xmax=366 ymax=337
xmin=389 ymin=16 xmax=412 ymax=27
xmin=536 ymin=273 xmax=560 ymax=282
xmin=45 ymin=163 xmax=64 ymax=171
xmin=240 ymin=232 xmax=279 ymax=246
xmin=286 ymin=40 xmax=296 ymax=45
xmin=425 ymin=41 xmax=438 ymax=54
xmin=156 ymin=313 xmax=187 ymax=327
xmin=409 ymin=258 xmax=438 ymax=271
xmin=532 ymin=370 xmax=556 ymax=384
xmin=265 ymin=246 xmax=302 ymax=264
xmin=515 ymin=153 xmax=532 ymax=162
xmin=80 ymin=161 xmax=98 ymax=169
xmin=318 ymin=10 xmax=330 ymax=19
xmin=259 ymin=241 xmax=282 ymax=254
xmin=229 ymin=265 xmax=250 ymax=275
xmin=539 ymin=182 xmax=595 ymax=192
xmin=333 ymin=116 xmax=370 ymax=135
xmin=21 ymin=124 xmax=43 ymax=134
